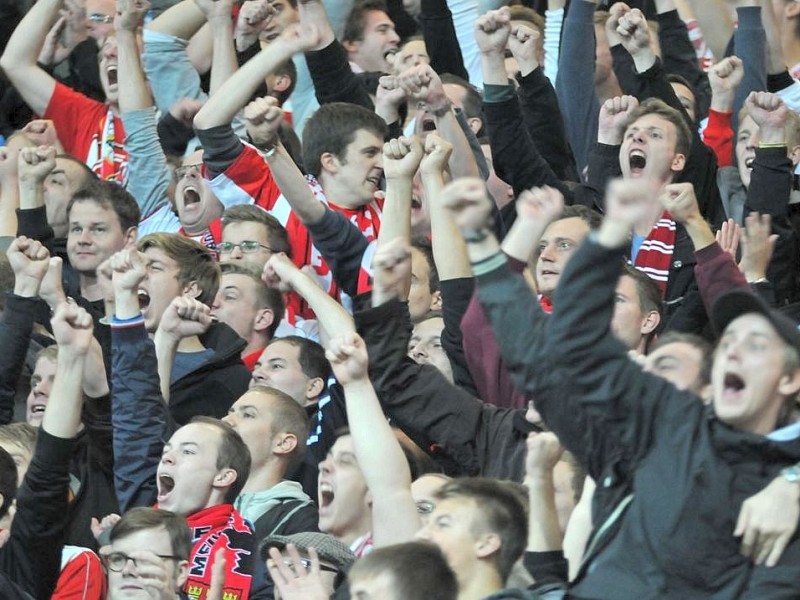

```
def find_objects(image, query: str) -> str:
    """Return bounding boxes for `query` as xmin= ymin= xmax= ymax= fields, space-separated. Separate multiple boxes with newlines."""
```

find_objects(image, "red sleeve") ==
xmin=216 ymin=144 xmax=282 ymax=209
xmin=43 ymin=83 xmax=111 ymax=164
xmin=51 ymin=550 xmax=107 ymax=600
xmin=694 ymin=242 xmax=749 ymax=313
xmin=702 ymin=109 xmax=734 ymax=168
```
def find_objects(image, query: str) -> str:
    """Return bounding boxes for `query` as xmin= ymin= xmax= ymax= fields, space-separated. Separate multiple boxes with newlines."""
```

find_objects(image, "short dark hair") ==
xmin=343 ymin=0 xmax=389 ymax=44
xmin=221 ymin=204 xmax=291 ymax=257
xmin=138 ymin=233 xmax=220 ymax=307
xmin=110 ymin=507 xmax=192 ymax=559
xmin=302 ymin=103 xmax=388 ymax=178
xmin=67 ymin=179 xmax=141 ymax=232
xmin=621 ymin=264 xmax=664 ymax=321
xmin=559 ymin=205 xmax=603 ymax=230
xmin=434 ymin=478 xmax=527 ymax=582
xmin=439 ymin=73 xmax=483 ymax=122
xmin=652 ymin=331 xmax=713 ymax=386
xmin=219 ymin=262 xmax=286 ymax=338
xmin=248 ymin=385 xmax=309 ymax=468
xmin=349 ymin=542 xmax=457 ymax=600
xmin=623 ymin=97 xmax=692 ymax=162
xmin=267 ymin=336 xmax=333 ymax=385
xmin=0 ymin=446 xmax=17 ymax=520
xmin=55 ymin=153 xmax=98 ymax=188
xmin=411 ymin=236 xmax=439 ymax=294
xmin=189 ymin=417 xmax=251 ymax=503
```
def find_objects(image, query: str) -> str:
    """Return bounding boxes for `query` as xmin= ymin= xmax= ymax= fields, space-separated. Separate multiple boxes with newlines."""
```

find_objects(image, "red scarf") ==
xmin=184 ymin=504 xmax=257 ymax=600
xmin=633 ymin=210 xmax=676 ymax=297
xmin=539 ymin=295 xmax=553 ymax=313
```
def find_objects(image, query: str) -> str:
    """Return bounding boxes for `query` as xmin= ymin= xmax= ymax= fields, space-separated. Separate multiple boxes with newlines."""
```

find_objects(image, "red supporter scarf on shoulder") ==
xmin=183 ymin=504 xmax=257 ymax=600
xmin=633 ymin=210 xmax=676 ymax=297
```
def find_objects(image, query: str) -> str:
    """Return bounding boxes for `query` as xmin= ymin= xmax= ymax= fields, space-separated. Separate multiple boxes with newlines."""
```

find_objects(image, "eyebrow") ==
xmin=361 ymin=146 xmax=381 ymax=154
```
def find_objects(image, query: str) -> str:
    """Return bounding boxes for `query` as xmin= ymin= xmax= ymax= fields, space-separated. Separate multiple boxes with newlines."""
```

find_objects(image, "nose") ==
xmin=319 ymin=457 xmax=332 ymax=475
xmin=211 ymin=291 xmax=222 ymax=312
xmin=160 ymin=448 xmax=175 ymax=465
xmin=78 ymin=228 xmax=93 ymax=244
xmin=389 ymin=29 xmax=400 ymax=45
xmin=539 ymin=242 xmax=556 ymax=263
xmin=229 ymin=244 xmax=244 ymax=260
xmin=415 ymin=522 xmax=431 ymax=541
xmin=748 ymin=130 xmax=760 ymax=149
xmin=221 ymin=413 xmax=235 ymax=427
xmin=411 ymin=344 xmax=427 ymax=361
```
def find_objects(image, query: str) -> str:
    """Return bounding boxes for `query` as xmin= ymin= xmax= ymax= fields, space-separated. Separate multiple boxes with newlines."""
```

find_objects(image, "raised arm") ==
xmin=194 ymin=0 xmax=239 ymax=96
xmin=193 ymin=24 xmax=320 ymax=130
xmin=116 ymin=0 xmax=153 ymax=112
xmin=326 ymin=331 xmax=420 ymax=547
xmin=0 ymin=0 xmax=59 ymax=116
xmin=377 ymin=136 xmax=423 ymax=248
xmin=262 ymin=252 xmax=354 ymax=344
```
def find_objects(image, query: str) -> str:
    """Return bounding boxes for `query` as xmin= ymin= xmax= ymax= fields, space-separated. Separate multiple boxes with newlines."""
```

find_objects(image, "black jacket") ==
xmin=477 ymin=239 xmax=800 ymax=598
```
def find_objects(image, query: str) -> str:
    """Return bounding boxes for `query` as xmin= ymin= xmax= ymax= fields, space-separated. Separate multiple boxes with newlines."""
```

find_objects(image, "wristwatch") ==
xmin=780 ymin=464 xmax=800 ymax=484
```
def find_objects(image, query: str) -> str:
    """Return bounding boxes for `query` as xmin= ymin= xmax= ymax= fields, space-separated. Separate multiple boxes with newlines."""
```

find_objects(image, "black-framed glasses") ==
xmin=284 ymin=559 xmax=340 ymax=574
xmin=415 ymin=500 xmax=435 ymax=514
xmin=218 ymin=241 xmax=273 ymax=254
xmin=103 ymin=552 xmax=182 ymax=572
xmin=88 ymin=13 xmax=114 ymax=23
xmin=174 ymin=163 xmax=203 ymax=181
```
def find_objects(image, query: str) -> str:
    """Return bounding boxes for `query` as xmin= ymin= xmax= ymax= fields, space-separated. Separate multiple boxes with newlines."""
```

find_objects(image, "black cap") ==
xmin=711 ymin=290 xmax=800 ymax=352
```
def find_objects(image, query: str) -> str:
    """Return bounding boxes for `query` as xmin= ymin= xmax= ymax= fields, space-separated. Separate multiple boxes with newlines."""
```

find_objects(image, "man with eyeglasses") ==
xmin=105 ymin=507 xmax=192 ymax=600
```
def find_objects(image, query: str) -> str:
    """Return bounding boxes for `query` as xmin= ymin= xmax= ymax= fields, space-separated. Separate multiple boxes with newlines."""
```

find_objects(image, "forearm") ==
xmin=683 ymin=215 xmax=716 ymax=252
xmin=424 ymin=172 xmax=471 ymax=280
xmin=481 ymin=51 xmax=508 ymax=87
xmin=420 ymin=0 xmax=469 ymax=81
xmin=435 ymin=110 xmax=480 ymax=179
xmin=0 ymin=186 xmax=20 ymax=237
xmin=82 ymin=338 xmax=109 ymax=399
xmin=502 ymin=219 xmax=547 ymax=264
xmin=146 ymin=0 xmax=206 ymax=40
xmin=18 ymin=178 xmax=44 ymax=211
xmin=378 ymin=176 xmax=412 ymax=247
xmin=117 ymin=30 xmax=153 ymax=112
xmin=264 ymin=145 xmax=325 ymax=223
xmin=525 ymin=475 xmax=563 ymax=551
xmin=296 ymin=0 xmax=336 ymax=49
xmin=194 ymin=41 xmax=294 ymax=129
xmin=42 ymin=352 xmax=85 ymax=439
xmin=208 ymin=12 xmax=238 ymax=97
xmin=291 ymin=271 xmax=355 ymax=341
xmin=734 ymin=6 xmax=767 ymax=120
xmin=114 ymin=289 xmax=141 ymax=320
xmin=0 ymin=0 xmax=60 ymax=69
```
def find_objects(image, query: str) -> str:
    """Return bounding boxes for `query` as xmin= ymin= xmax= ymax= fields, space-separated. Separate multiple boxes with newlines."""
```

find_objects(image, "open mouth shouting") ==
xmin=628 ymin=149 xmax=647 ymax=176
xmin=721 ymin=371 xmax=746 ymax=402
xmin=157 ymin=472 xmax=175 ymax=505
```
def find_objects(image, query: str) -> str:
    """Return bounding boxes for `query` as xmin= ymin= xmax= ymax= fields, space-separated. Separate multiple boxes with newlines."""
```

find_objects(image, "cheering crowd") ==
xmin=1 ymin=0 xmax=800 ymax=597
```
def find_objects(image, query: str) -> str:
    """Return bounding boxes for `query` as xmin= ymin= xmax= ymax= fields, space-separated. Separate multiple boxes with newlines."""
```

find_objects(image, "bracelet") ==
xmin=429 ymin=102 xmax=452 ymax=118
xmin=748 ymin=277 xmax=768 ymax=284
xmin=259 ymin=144 xmax=278 ymax=158
xmin=758 ymin=142 xmax=787 ymax=149
xmin=462 ymin=227 xmax=491 ymax=243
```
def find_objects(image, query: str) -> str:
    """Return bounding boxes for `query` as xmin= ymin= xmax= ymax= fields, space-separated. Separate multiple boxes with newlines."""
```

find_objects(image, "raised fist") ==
xmin=419 ymin=133 xmax=453 ymax=176
xmin=598 ymin=95 xmax=639 ymax=145
xmin=17 ymin=145 xmax=56 ymax=185
xmin=383 ymin=136 xmax=424 ymax=180
xmin=474 ymin=7 xmax=512 ymax=56
xmin=261 ymin=252 xmax=300 ymax=292
xmin=158 ymin=296 xmax=213 ymax=340
xmin=326 ymin=331 xmax=369 ymax=385
xmin=440 ymin=177 xmax=494 ymax=236
xmin=243 ymin=96 xmax=284 ymax=148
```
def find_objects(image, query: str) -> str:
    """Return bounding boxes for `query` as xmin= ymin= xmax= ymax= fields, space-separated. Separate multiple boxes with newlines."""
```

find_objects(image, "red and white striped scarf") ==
xmin=633 ymin=211 xmax=676 ymax=297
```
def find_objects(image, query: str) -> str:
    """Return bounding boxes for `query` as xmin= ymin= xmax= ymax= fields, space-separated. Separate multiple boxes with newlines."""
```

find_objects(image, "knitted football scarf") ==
xmin=184 ymin=504 xmax=257 ymax=600
xmin=633 ymin=210 xmax=676 ymax=297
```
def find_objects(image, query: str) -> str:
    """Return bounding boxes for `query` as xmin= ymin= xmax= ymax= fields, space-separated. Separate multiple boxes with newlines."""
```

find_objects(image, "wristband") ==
xmin=758 ymin=142 xmax=787 ymax=149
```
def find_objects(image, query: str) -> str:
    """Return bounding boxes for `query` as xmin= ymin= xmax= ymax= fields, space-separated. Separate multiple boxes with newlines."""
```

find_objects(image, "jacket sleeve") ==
xmin=693 ymin=242 xmax=749 ymax=313
xmin=304 ymin=206 xmax=371 ymax=298
xmin=703 ymin=109 xmax=734 ymax=168
xmin=745 ymin=146 xmax=798 ymax=305
xmin=554 ymin=0 xmax=600 ymax=174
xmin=16 ymin=206 xmax=56 ymax=254
xmin=419 ymin=0 xmax=469 ymax=81
xmin=3 ymin=430 xmax=76 ymax=599
xmin=476 ymin=240 xmax=697 ymax=473
xmin=0 ymin=294 xmax=38 ymax=426
xmin=111 ymin=318 xmax=171 ymax=512
xmin=355 ymin=300 xmax=491 ymax=476
xmin=517 ymin=66 xmax=580 ymax=183
xmin=304 ymin=40 xmax=373 ymax=110
xmin=439 ymin=277 xmax=479 ymax=396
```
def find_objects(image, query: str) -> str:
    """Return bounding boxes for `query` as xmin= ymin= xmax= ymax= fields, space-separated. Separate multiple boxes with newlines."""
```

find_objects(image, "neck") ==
xmin=242 ymin=336 xmax=267 ymax=361
xmin=783 ymin=34 xmax=800 ymax=71
xmin=109 ymin=101 xmax=120 ymax=117
xmin=596 ymin=74 xmax=623 ymax=104
xmin=634 ymin=195 xmax=667 ymax=237
xmin=456 ymin=565 xmax=504 ymax=600
xmin=241 ymin=461 xmax=286 ymax=494
xmin=182 ymin=222 xmax=209 ymax=237
xmin=80 ymin=272 xmax=103 ymax=302
xmin=336 ymin=519 xmax=372 ymax=548
xmin=178 ymin=335 xmax=206 ymax=353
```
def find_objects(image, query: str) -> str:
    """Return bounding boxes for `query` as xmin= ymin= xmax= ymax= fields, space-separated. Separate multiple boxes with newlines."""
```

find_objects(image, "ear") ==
xmin=467 ymin=117 xmax=483 ymax=135
xmin=429 ymin=290 xmax=442 ymax=311
xmin=474 ymin=532 xmax=501 ymax=561
xmin=305 ymin=377 xmax=324 ymax=402
xmin=212 ymin=467 xmax=237 ymax=491
xmin=342 ymin=39 xmax=359 ymax=55
xmin=671 ymin=152 xmax=686 ymax=174
xmin=787 ymin=1 xmax=800 ymax=18
xmin=272 ymin=432 xmax=298 ymax=458
xmin=788 ymin=144 xmax=800 ymax=166
xmin=272 ymin=74 xmax=292 ymax=94
xmin=175 ymin=559 xmax=189 ymax=589
xmin=123 ymin=226 xmax=138 ymax=249
xmin=640 ymin=309 xmax=660 ymax=336
xmin=778 ymin=369 xmax=800 ymax=398
xmin=182 ymin=280 xmax=201 ymax=300
xmin=253 ymin=307 xmax=275 ymax=335
xmin=319 ymin=152 xmax=340 ymax=176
